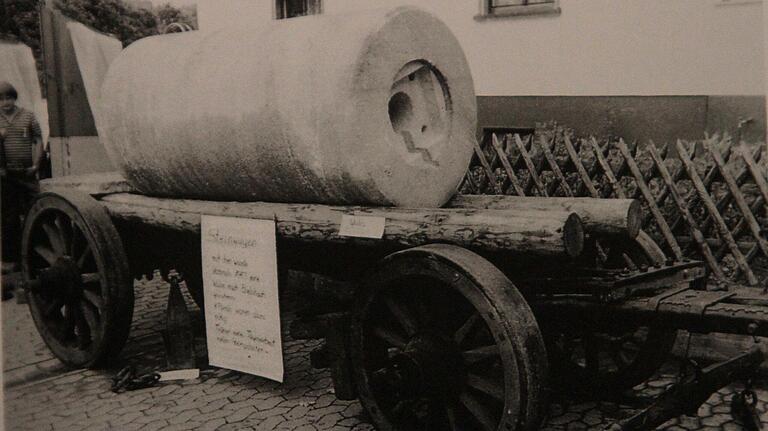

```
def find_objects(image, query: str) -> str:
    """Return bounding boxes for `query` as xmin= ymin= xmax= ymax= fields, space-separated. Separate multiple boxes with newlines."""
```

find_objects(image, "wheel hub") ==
xmin=377 ymin=332 xmax=466 ymax=401
xmin=36 ymin=257 xmax=82 ymax=299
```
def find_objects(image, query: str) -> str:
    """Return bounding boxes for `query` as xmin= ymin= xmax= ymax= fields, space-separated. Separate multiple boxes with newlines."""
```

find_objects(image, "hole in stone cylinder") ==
xmin=388 ymin=92 xmax=414 ymax=134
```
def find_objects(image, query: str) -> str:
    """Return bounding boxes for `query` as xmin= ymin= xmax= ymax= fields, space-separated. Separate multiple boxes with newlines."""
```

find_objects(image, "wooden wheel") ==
xmin=22 ymin=191 xmax=134 ymax=368
xmin=544 ymin=230 xmax=676 ymax=396
xmin=350 ymin=244 xmax=547 ymax=431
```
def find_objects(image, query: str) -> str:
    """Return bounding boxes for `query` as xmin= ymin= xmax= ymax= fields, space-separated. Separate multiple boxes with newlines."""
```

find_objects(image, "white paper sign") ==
xmin=201 ymin=215 xmax=283 ymax=382
xmin=338 ymin=214 xmax=386 ymax=239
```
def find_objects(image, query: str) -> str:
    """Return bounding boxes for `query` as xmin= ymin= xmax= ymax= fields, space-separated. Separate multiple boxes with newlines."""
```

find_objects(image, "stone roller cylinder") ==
xmin=98 ymin=7 xmax=477 ymax=207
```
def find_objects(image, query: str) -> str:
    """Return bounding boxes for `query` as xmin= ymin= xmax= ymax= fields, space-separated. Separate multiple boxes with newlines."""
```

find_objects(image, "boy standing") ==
xmin=1 ymin=81 xmax=44 ymax=286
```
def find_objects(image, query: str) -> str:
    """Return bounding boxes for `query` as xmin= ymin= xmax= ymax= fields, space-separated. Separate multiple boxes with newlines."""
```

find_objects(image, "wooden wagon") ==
xmin=18 ymin=172 xmax=768 ymax=431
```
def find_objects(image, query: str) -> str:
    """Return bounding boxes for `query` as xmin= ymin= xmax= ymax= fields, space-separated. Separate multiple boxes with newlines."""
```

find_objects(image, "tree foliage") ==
xmin=55 ymin=0 xmax=159 ymax=47
xmin=1 ymin=0 xmax=196 ymax=91
xmin=155 ymin=3 xmax=196 ymax=30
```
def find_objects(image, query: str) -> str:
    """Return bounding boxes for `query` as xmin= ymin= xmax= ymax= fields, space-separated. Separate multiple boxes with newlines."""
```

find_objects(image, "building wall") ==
xmin=198 ymin=0 xmax=765 ymax=97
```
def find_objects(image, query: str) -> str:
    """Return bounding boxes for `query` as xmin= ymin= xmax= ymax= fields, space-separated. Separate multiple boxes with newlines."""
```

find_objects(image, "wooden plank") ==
xmin=715 ymin=195 xmax=764 ymax=264
xmin=618 ymin=139 xmax=683 ymax=260
xmin=489 ymin=134 xmax=525 ymax=196
xmin=537 ymin=134 xmax=574 ymax=196
xmin=563 ymin=135 xmax=599 ymax=198
xmin=706 ymin=140 xmax=768 ymax=259
xmin=741 ymin=144 xmax=768 ymax=207
xmin=40 ymin=171 xmax=134 ymax=195
xmin=513 ymin=134 xmax=547 ymax=196
xmin=471 ymin=137 xmax=502 ymax=194
xmin=98 ymin=193 xmax=585 ymax=258
xmin=647 ymin=145 xmax=724 ymax=278
xmin=676 ymin=140 xmax=758 ymax=285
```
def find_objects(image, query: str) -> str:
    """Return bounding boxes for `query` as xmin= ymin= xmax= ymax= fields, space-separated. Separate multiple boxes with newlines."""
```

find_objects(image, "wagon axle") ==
xmin=372 ymin=333 xmax=467 ymax=402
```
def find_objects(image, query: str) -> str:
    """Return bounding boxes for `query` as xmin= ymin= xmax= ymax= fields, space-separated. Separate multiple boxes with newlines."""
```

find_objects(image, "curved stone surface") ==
xmin=99 ymin=7 xmax=476 ymax=207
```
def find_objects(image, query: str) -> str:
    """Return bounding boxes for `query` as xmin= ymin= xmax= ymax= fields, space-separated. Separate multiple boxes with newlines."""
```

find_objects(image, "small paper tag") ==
xmin=158 ymin=368 xmax=200 ymax=382
xmin=339 ymin=214 xmax=386 ymax=239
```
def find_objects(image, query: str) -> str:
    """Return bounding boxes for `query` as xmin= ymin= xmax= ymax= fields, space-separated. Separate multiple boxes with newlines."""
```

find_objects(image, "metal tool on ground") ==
xmin=163 ymin=273 xmax=196 ymax=371
xmin=731 ymin=380 xmax=763 ymax=431
xmin=110 ymin=366 xmax=160 ymax=393
xmin=606 ymin=348 xmax=764 ymax=430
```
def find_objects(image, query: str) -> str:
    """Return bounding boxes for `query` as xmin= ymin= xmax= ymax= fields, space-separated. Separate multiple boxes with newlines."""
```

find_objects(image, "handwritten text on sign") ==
xmin=201 ymin=216 xmax=283 ymax=382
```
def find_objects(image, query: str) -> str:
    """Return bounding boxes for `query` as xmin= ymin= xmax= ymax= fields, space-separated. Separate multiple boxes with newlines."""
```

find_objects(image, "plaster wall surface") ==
xmin=198 ymin=0 xmax=765 ymax=97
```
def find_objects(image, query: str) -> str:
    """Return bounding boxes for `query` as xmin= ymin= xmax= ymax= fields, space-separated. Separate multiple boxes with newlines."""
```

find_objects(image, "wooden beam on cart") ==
xmin=97 ymin=193 xmax=585 ymax=258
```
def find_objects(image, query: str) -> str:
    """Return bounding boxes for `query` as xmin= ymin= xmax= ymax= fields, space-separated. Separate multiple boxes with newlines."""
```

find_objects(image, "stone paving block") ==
xmin=255 ymin=395 xmax=286 ymax=411
xmin=285 ymin=404 xmax=312 ymax=420
xmin=257 ymin=415 xmax=287 ymax=429
xmin=168 ymin=408 xmax=202 ymax=425
xmin=200 ymin=417 xmax=227 ymax=431
xmin=700 ymin=413 xmax=731 ymax=427
xmin=163 ymin=421 xmax=204 ymax=431
xmin=190 ymin=407 xmax=233 ymax=423
xmin=249 ymin=405 xmax=292 ymax=421
xmin=197 ymin=397 xmax=231 ymax=414
xmin=339 ymin=403 xmax=363 ymax=418
xmin=337 ymin=417 xmax=365 ymax=426
xmin=316 ymin=412 xmax=345 ymax=430
xmin=110 ymin=411 xmax=145 ymax=427
xmin=226 ymin=405 xmax=257 ymax=423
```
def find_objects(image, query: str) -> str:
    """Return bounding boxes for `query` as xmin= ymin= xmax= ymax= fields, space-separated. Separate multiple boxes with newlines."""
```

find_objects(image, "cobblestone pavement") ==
xmin=3 ymin=276 xmax=768 ymax=430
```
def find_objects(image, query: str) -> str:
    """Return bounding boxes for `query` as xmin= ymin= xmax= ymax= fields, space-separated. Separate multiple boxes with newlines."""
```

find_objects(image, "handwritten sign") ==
xmin=339 ymin=214 xmax=386 ymax=239
xmin=201 ymin=215 xmax=283 ymax=382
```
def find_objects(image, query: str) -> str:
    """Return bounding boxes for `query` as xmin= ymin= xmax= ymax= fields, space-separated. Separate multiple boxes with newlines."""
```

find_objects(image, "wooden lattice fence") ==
xmin=460 ymin=126 xmax=768 ymax=286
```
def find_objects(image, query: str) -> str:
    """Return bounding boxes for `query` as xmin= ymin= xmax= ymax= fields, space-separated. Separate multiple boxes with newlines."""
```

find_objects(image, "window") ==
xmin=478 ymin=0 xmax=560 ymax=19
xmin=275 ymin=0 xmax=321 ymax=19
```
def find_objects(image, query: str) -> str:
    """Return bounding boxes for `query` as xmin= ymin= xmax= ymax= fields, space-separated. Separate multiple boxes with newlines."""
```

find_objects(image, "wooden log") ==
xmin=98 ymin=193 xmax=585 ymax=258
xmin=448 ymin=195 xmax=640 ymax=238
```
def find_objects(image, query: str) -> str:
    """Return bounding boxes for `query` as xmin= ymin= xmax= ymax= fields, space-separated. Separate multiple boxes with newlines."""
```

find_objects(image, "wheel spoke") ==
xmin=461 ymin=345 xmax=498 ymax=364
xmin=445 ymin=404 xmax=460 ymax=431
xmin=82 ymin=289 xmax=104 ymax=311
xmin=33 ymin=244 xmax=58 ymax=266
xmin=44 ymin=297 xmax=65 ymax=316
xmin=53 ymin=215 xmax=72 ymax=257
xmin=81 ymin=272 xmax=101 ymax=285
xmin=72 ymin=305 xmax=90 ymax=348
xmin=42 ymin=222 xmax=66 ymax=256
xmin=80 ymin=300 xmax=101 ymax=342
xmin=372 ymin=326 xmax=408 ymax=349
xmin=459 ymin=391 xmax=497 ymax=431
xmin=454 ymin=312 xmax=479 ymax=346
xmin=77 ymin=244 xmax=92 ymax=269
xmin=466 ymin=373 xmax=505 ymax=401
xmin=384 ymin=297 xmax=418 ymax=337
xmin=69 ymin=220 xmax=80 ymax=257
xmin=61 ymin=304 xmax=77 ymax=339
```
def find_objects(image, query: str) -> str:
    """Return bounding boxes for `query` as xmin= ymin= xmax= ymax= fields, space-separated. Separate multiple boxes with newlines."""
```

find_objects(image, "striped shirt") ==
xmin=0 ymin=107 xmax=41 ymax=170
